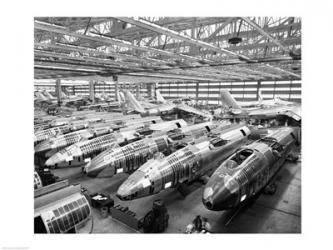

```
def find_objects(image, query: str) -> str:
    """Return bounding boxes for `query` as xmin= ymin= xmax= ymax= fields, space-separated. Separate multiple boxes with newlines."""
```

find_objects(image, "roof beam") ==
xmin=35 ymin=60 xmax=237 ymax=81
xmin=164 ymin=68 xmax=247 ymax=81
xmin=34 ymin=20 xmax=210 ymax=64
xmin=108 ymin=17 xmax=227 ymax=40
xmin=35 ymin=65 xmax=101 ymax=73
xmin=34 ymin=50 xmax=142 ymax=71
xmin=152 ymin=22 xmax=301 ymax=50
xmin=206 ymin=17 xmax=236 ymax=41
xmin=241 ymin=17 xmax=290 ymax=53
xmin=232 ymin=65 xmax=283 ymax=79
xmin=35 ymin=61 xmax=112 ymax=72
xmin=115 ymin=17 xmax=251 ymax=61
xmin=124 ymin=72 xmax=226 ymax=82
xmin=35 ymin=42 xmax=170 ymax=66
xmin=34 ymin=45 xmax=177 ymax=71
xmin=188 ymin=37 xmax=301 ymax=57
xmin=263 ymin=64 xmax=301 ymax=78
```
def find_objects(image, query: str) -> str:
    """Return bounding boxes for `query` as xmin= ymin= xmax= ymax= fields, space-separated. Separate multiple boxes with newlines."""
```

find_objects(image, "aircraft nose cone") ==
xmin=203 ymin=175 xmax=240 ymax=211
xmin=34 ymin=141 xmax=51 ymax=153
xmin=203 ymin=197 xmax=214 ymax=210
xmin=84 ymin=160 xmax=103 ymax=177
xmin=116 ymin=185 xmax=132 ymax=200
xmin=45 ymin=155 xmax=58 ymax=166
xmin=117 ymin=170 xmax=146 ymax=200
xmin=84 ymin=158 xmax=110 ymax=177
xmin=45 ymin=153 xmax=64 ymax=167
xmin=202 ymin=187 xmax=215 ymax=209
xmin=203 ymin=186 xmax=236 ymax=210
xmin=85 ymin=149 xmax=118 ymax=177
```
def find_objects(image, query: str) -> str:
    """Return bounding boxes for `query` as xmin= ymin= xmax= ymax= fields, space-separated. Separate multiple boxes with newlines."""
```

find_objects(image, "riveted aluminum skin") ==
xmin=117 ymin=125 xmax=251 ymax=200
xmin=84 ymin=121 xmax=229 ymax=177
xmin=45 ymin=119 xmax=181 ymax=168
xmin=34 ymin=125 xmax=115 ymax=156
xmin=84 ymin=119 xmax=189 ymax=177
xmin=202 ymin=127 xmax=299 ymax=211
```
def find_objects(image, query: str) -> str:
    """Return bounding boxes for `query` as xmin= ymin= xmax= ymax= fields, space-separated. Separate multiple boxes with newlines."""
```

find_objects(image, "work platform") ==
xmin=51 ymin=154 xmax=301 ymax=233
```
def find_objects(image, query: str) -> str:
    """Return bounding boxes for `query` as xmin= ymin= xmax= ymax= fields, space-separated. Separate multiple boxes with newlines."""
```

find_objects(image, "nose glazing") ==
xmin=203 ymin=175 xmax=240 ymax=211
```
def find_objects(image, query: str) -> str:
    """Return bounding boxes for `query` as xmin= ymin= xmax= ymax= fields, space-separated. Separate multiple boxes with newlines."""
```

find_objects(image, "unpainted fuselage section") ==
xmin=202 ymin=127 xmax=299 ymax=211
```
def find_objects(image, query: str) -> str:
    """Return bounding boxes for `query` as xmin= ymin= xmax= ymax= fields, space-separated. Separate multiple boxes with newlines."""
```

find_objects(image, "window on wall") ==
xmin=243 ymin=93 xmax=257 ymax=99
xmin=186 ymin=93 xmax=196 ymax=98
xmin=209 ymin=100 xmax=219 ymax=105
xmin=260 ymin=81 xmax=275 ymax=99
xmin=185 ymin=83 xmax=197 ymax=87
xmin=150 ymin=79 xmax=301 ymax=105
xmin=259 ymin=80 xmax=301 ymax=102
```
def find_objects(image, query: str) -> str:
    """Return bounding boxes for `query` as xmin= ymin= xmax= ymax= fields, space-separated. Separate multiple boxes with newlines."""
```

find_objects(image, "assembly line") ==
xmin=34 ymin=87 xmax=301 ymax=234
xmin=31 ymin=16 xmax=303 ymax=234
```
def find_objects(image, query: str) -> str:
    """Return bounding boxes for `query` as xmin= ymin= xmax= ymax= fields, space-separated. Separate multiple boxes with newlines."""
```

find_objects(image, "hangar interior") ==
xmin=34 ymin=17 xmax=301 ymax=234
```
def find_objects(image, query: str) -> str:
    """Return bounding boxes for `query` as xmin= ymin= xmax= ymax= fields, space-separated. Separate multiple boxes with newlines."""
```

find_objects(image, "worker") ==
xmin=185 ymin=223 xmax=195 ymax=234
xmin=193 ymin=215 xmax=203 ymax=232
xmin=185 ymin=215 xmax=212 ymax=233
xmin=202 ymin=217 xmax=211 ymax=233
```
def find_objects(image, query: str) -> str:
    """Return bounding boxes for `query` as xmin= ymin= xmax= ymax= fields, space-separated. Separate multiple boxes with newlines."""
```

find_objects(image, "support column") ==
xmin=113 ymin=75 xmax=119 ymax=101
xmin=55 ymin=79 xmax=62 ymax=106
xmin=136 ymin=84 xmax=140 ymax=99
xmin=89 ymin=80 xmax=95 ymax=103
xmin=256 ymin=80 xmax=262 ymax=101
xmin=195 ymin=82 xmax=199 ymax=105
xmin=154 ymin=82 xmax=158 ymax=99
xmin=151 ymin=83 xmax=156 ymax=99
xmin=147 ymin=83 xmax=152 ymax=99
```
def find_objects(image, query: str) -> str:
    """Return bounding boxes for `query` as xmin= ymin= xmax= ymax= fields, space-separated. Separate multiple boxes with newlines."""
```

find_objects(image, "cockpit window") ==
xmin=229 ymin=149 xmax=253 ymax=166
xmin=211 ymin=138 xmax=228 ymax=147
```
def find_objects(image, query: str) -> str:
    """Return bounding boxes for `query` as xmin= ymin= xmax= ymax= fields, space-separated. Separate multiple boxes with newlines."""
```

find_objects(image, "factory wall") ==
xmin=158 ymin=80 xmax=301 ymax=104
xmin=35 ymin=80 xmax=301 ymax=104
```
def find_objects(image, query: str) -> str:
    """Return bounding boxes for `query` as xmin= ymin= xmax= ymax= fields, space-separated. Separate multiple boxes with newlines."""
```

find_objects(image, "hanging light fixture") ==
xmin=228 ymin=19 xmax=243 ymax=45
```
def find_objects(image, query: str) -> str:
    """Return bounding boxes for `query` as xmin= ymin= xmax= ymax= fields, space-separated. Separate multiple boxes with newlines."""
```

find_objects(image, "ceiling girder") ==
xmin=241 ymin=17 xmax=291 ymax=54
xmin=35 ymin=21 xmax=211 ymax=64
xmin=206 ymin=17 xmax=236 ymax=41
xmin=115 ymin=17 xmax=251 ymax=61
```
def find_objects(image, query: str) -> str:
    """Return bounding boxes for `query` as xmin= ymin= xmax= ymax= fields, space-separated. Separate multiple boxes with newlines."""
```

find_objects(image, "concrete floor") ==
xmin=51 ymin=153 xmax=301 ymax=234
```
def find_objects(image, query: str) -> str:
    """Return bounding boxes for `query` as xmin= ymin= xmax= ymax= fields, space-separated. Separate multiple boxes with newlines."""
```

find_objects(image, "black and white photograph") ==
xmin=33 ymin=16 xmax=301 ymax=234
xmin=1 ymin=0 xmax=332 ymax=249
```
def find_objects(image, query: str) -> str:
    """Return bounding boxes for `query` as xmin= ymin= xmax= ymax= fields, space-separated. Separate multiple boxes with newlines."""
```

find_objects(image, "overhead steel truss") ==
xmin=34 ymin=17 xmax=301 ymax=82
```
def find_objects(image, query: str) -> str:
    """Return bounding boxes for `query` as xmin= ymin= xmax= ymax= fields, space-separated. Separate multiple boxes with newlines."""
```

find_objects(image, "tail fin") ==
xmin=43 ymin=90 xmax=56 ymax=100
xmin=136 ymin=91 xmax=144 ymax=101
xmin=60 ymin=90 xmax=67 ymax=99
xmin=118 ymin=91 xmax=125 ymax=103
xmin=220 ymin=90 xmax=241 ymax=110
xmin=36 ymin=91 xmax=48 ymax=101
xmin=123 ymin=90 xmax=145 ymax=113
xmin=156 ymin=89 xmax=167 ymax=103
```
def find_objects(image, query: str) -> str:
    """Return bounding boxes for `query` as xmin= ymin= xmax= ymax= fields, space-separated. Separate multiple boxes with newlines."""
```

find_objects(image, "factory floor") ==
xmin=51 ymin=152 xmax=301 ymax=234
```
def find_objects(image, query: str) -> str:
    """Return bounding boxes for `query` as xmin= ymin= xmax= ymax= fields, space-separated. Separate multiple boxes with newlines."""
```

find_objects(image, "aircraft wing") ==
xmin=176 ymin=104 xmax=213 ymax=119
xmin=140 ymin=101 xmax=158 ymax=109
xmin=281 ymin=110 xmax=301 ymax=121
xmin=156 ymin=90 xmax=167 ymax=104
xmin=248 ymin=106 xmax=301 ymax=121
xmin=238 ymin=100 xmax=260 ymax=108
